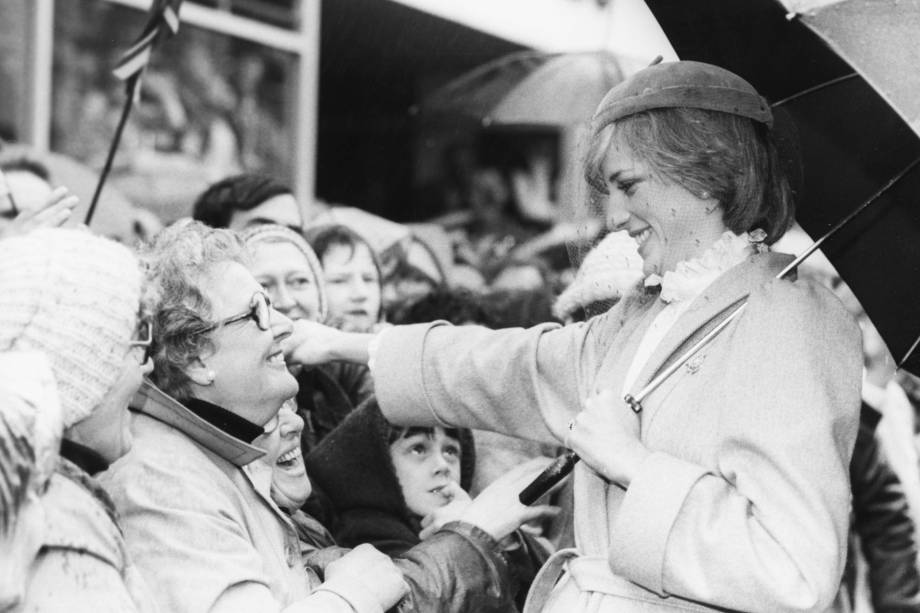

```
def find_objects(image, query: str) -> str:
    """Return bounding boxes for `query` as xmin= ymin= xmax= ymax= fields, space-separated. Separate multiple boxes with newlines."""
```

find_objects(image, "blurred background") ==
xmin=0 ymin=0 xmax=673 ymax=228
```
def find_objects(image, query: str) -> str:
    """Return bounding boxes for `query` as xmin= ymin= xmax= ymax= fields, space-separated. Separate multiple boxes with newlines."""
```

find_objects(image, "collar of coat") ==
xmin=60 ymin=438 xmax=109 ymax=475
xmin=622 ymin=250 xmax=794 ymax=398
xmin=129 ymin=380 xmax=266 ymax=467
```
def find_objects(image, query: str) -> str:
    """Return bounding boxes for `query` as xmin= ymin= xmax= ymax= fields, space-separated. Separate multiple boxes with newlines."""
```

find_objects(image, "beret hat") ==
xmin=591 ymin=60 xmax=772 ymax=135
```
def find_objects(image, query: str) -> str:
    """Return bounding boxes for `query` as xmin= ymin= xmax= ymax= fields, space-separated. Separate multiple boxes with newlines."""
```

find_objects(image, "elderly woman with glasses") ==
xmin=102 ymin=220 xmax=550 ymax=613
xmin=99 ymin=220 xmax=406 ymax=613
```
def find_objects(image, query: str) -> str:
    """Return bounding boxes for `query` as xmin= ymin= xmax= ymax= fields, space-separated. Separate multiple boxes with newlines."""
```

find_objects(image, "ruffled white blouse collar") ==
xmin=645 ymin=229 xmax=767 ymax=304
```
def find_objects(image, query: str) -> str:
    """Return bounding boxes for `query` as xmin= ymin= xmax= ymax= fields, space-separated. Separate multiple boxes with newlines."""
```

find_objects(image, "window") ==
xmin=50 ymin=0 xmax=300 ymax=221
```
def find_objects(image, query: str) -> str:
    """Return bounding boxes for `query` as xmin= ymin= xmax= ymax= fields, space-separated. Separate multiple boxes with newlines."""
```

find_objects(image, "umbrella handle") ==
xmin=519 ymin=450 xmax=579 ymax=505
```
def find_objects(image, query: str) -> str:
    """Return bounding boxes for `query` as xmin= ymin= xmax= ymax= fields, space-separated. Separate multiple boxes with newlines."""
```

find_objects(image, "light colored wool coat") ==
xmin=14 ymin=462 xmax=157 ymax=613
xmin=100 ymin=391 xmax=389 ymax=613
xmin=374 ymin=252 xmax=863 ymax=613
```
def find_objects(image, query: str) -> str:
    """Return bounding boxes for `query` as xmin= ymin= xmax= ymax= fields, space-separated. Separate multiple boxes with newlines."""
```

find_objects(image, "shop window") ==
xmin=0 ymin=0 xmax=31 ymax=143
xmin=52 ymin=0 xmax=298 ymax=221
xmin=188 ymin=0 xmax=301 ymax=29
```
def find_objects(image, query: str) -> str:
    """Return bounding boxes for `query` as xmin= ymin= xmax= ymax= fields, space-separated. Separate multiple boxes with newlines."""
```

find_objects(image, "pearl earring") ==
xmin=206 ymin=370 xmax=216 ymax=384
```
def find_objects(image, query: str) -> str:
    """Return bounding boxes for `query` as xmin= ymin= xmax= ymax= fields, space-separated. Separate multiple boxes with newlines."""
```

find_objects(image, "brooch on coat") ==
xmin=684 ymin=352 xmax=706 ymax=374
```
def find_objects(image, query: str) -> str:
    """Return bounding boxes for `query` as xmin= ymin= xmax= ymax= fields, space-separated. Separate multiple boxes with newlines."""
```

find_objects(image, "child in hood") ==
xmin=306 ymin=398 xmax=555 ymax=611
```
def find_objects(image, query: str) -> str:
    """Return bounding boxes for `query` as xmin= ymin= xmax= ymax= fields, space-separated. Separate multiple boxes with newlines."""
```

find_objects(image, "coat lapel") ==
xmin=627 ymin=252 xmax=793 ymax=408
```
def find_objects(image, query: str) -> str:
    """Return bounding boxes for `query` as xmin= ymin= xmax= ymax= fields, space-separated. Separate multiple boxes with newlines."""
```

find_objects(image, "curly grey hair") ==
xmin=141 ymin=219 xmax=249 ymax=400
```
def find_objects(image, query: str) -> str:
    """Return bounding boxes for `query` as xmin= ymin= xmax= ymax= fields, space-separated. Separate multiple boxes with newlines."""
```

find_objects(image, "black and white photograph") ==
xmin=1 ymin=0 xmax=919 ymax=611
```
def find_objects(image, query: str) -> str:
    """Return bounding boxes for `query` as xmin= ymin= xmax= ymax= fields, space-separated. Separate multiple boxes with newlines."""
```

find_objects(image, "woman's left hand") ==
xmin=566 ymin=389 xmax=651 ymax=487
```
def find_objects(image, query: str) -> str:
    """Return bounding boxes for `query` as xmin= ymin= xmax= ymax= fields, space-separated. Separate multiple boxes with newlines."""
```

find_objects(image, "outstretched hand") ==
xmin=0 ymin=187 xmax=79 ymax=239
xmin=451 ymin=457 xmax=560 ymax=542
xmin=283 ymin=319 xmax=344 ymax=367
xmin=565 ymin=389 xmax=651 ymax=487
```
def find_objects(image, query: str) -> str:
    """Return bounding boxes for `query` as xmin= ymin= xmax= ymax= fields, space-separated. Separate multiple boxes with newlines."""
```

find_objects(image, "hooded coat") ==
xmin=305 ymin=398 xmax=475 ymax=555
xmin=306 ymin=398 xmax=549 ymax=611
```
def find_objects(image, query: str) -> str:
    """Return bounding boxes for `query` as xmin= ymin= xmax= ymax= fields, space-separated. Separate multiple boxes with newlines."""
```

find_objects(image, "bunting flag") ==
xmin=112 ymin=0 xmax=183 ymax=81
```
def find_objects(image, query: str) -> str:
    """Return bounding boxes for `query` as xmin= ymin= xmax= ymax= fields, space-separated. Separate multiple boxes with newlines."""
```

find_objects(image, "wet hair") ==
xmin=193 ymin=173 xmax=292 ymax=229
xmin=306 ymin=225 xmax=377 ymax=271
xmin=141 ymin=219 xmax=250 ymax=399
xmin=306 ymin=225 xmax=383 ymax=283
xmin=584 ymin=107 xmax=794 ymax=244
xmin=306 ymin=224 xmax=384 ymax=324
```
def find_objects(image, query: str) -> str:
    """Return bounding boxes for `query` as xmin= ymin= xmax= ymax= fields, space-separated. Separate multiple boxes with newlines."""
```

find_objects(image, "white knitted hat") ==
xmin=554 ymin=230 xmax=644 ymax=320
xmin=0 ymin=228 xmax=141 ymax=427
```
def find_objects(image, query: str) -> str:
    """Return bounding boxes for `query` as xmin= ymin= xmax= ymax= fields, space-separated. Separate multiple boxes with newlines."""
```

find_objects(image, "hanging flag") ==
xmin=87 ymin=0 xmax=183 ymax=224
xmin=112 ymin=0 xmax=183 ymax=81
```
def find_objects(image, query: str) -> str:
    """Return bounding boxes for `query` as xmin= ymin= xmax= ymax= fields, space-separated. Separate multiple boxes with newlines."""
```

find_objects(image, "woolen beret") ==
xmin=591 ymin=60 xmax=772 ymax=135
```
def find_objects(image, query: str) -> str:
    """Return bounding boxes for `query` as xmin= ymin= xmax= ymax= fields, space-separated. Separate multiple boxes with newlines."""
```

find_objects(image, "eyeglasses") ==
xmin=201 ymin=291 xmax=272 ymax=333
xmin=128 ymin=320 xmax=153 ymax=362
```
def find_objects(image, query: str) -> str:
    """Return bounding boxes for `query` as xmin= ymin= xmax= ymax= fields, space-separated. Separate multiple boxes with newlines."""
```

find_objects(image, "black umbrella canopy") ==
xmin=645 ymin=0 xmax=920 ymax=374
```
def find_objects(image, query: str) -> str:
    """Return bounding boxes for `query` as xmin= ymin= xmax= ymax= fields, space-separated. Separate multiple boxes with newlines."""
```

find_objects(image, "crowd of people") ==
xmin=1 ymin=60 xmax=919 ymax=613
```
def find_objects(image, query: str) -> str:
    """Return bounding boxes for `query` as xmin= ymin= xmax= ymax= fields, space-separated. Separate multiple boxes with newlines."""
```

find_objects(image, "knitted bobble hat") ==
xmin=0 ymin=228 xmax=141 ymax=428
xmin=553 ymin=230 xmax=644 ymax=321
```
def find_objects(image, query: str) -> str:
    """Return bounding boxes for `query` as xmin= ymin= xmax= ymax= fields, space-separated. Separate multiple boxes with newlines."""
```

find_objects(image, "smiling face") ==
xmin=389 ymin=427 xmax=462 ymax=518
xmin=599 ymin=138 xmax=728 ymax=276
xmin=321 ymin=242 xmax=381 ymax=332
xmin=191 ymin=261 xmax=298 ymax=425
xmin=252 ymin=403 xmax=312 ymax=512
xmin=250 ymin=241 xmax=322 ymax=322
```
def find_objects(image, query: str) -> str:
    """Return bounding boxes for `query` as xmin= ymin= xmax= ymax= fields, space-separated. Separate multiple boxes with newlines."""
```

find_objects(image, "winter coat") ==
xmin=0 ymin=351 xmax=62 ymax=611
xmin=15 ymin=448 xmax=156 ymax=612
xmin=296 ymin=397 xmax=529 ymax=613
xmin=305 ymin=398 xmax=476 ymax=554
xmin=296 ymin=362 xmax=373 ymax=451
xmin=99 ymin=383 xmax=393 ymax=613
xmin=839 ymin=404 xmax=920 ymax=611
xmin=372 ymin=251 xmax=862 ymax=613
xmin=306 ymin=398 xmax=548 ymax=611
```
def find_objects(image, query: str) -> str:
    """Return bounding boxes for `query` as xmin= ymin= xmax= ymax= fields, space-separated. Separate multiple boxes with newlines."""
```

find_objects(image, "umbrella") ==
xmin=644 ymin=0 xmax=920 ymax=374
xmin=414 ymin=50 xmax=626 ymax=126
xmin=521 ymin=0 xmax=920 ymax=505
